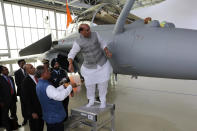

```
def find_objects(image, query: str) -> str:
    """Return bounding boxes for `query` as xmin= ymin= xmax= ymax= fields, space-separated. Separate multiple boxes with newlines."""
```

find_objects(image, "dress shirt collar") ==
xmin=2 ymin=74 xmax=8 ymax=80
xmin=3 ymin=74 xmax=14 ymax=89
xmin=21 ymin=68 xmax=25 ymax=76
xmin=53 ymin=69 xmax=60 ymax=75
xmin=29 ymin=74 xmax=37 ymax=84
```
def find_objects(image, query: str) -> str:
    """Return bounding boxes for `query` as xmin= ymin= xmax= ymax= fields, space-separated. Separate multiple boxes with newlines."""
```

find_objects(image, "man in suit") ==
xmin=0 ymin=66 xmax=20 ymax=131
xmin=0 ymin=65 xmax=3 ymax=127
xmin=22 ymin=64 xmax=44 ymax=131
xmin=14 ymin=59 xmax=28 ymax=125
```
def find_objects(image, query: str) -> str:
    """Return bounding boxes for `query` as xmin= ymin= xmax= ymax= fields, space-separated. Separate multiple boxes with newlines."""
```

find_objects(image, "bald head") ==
xmin=24 ymin=64 xmax=35 ymax=75
xmin=78 ymin=24 xmax=91 ymax=38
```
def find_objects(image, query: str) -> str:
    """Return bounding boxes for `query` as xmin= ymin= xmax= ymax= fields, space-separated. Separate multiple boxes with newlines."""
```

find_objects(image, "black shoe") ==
xmin=17 ymin=123 xmax=21 ymax=128
xmin=96 ymin=96 xmax=100 ymax=102
xmin=22 ymin=120 xmax=27 ymax=126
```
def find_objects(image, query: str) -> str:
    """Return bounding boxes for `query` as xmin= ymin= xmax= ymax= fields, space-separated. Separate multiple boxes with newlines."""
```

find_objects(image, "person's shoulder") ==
xmin=0 ymin=75 xmax=3 ymax=80
xmin=23 ymin=75 xmax=31 ymax=81
xmin=14 ymin=69 xmax=21 ymax=74
xmin=60 ymin=68 xmax=68 ymax=74
xmin=36 ymin=79 xmax=44 ymax=87
xmin=0 ymin=75 xmax=5 ymax=79
xmin=92 ymin=31 xmax=99 ymax=38
xmin=14 ymin=70 xmax=18 ymax=74
xmin=50 ymin=70 xmax=56 ymax=75
xmin=60 ymin=68 xmax=66 ymax=72
xmin=92 ymin=31 xmax=97 ymax=35
xmin=9 ymin=75 xmax=14 ymax=79
xmin=75 ymin=37 xmax=81 ymax=43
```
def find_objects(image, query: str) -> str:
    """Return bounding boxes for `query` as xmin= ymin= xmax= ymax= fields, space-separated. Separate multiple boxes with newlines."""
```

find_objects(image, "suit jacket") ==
xmin=14 ymin=69 xmax=25 ymax=96
xmin=0 ymin=75 xmax=17 ymax=105
xmin=50 ymin=69 xmax=69 ymax=88
xmin=22 ymin=75 xmax=42 ymax=118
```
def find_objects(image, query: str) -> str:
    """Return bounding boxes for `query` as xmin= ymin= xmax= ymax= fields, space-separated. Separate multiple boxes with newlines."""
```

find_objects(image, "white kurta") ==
xmin=68 ymin=32 xmax=113 ymax=86
xmin=46 ymin=85 xmax=72 ymax=101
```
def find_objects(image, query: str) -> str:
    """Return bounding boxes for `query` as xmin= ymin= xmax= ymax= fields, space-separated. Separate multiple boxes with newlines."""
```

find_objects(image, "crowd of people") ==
xmin=0 ymin=58 xmax=74 ymax=131
xmin=0 ymin=23 xmax=113 ymax=131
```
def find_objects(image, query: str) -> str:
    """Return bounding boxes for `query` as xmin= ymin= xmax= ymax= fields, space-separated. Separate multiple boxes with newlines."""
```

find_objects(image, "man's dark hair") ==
xmin=17 ymin=59 xmax=25 ymax=65
xmin=35 ymin=65 xmax=45 ymax=78
xmin=0 ymin=66 xmax=6 ymax=73
xmin=78 ymin=24 xmax=89 ymax=33
xmin=78 ymin=27 xmax=83 ymax=33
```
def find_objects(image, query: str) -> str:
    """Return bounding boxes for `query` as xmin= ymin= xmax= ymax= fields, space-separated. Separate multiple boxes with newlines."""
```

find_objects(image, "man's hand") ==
xmin=71 ymin=82 xmax=77 ymax=88
xmin=71 ymin=90 xmax=74 ymax=97
xmin=32 ymin=113 xmax=39 ymax=119
xmin=104 ymin=47 xmax=112 ymax=58
xmin=68 ymin=58 xmax=74 ymax=72
xmin=68 ymin=64 xmax=74 ymax=72
xmin=64 ymin=83 xmax=70 ymax=88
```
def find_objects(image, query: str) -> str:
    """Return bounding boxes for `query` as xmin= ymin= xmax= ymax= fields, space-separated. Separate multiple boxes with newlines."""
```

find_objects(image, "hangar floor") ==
xmin=1 ymin=75 xmax=197 ymax=131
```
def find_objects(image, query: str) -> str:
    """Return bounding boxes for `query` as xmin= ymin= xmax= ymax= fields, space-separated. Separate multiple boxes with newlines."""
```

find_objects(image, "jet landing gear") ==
xmin=84 ymin=0 xmax=99 ymax=5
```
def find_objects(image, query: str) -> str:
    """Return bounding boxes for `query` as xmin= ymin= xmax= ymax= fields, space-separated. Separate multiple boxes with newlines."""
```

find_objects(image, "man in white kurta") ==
xmin=68 ymin=24 xmax=112 ymax=108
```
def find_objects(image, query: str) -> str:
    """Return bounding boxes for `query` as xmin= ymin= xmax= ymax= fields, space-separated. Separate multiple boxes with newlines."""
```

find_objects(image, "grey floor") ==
xmin=2 ymin=75 xmax=197 ymax=131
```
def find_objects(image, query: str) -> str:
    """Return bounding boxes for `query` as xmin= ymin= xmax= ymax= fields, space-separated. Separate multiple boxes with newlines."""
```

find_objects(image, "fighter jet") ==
xmin=1 ymin=0 xmax=197 ymax=80
xmin=42 ymin=0 xmax=165 ymax=9
xmin=75 ymin=3 xmax=141 ymax=25
xmin=38 ymin=0 xmax=165 ymax=17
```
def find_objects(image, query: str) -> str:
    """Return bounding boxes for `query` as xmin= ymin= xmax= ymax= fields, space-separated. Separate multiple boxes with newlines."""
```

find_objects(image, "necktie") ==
xmin=34 ymin=76 xmax=38 ymax=84
xmin=7 ymin=77 xmax=14 ymax=95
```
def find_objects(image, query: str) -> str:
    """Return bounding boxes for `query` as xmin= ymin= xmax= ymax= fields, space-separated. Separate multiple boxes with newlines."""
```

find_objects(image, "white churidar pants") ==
xmin=86 ymin=81 xmax=108 ymax=103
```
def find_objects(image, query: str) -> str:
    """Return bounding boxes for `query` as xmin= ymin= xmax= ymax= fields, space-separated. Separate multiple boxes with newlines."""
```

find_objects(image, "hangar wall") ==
xmin=0 ymin=0 xmax=71 ymax=71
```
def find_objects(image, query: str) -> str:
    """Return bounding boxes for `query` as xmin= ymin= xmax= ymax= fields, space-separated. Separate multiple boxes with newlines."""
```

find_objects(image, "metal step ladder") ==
xmin=70 ymin=101 xmax=115 ymax=131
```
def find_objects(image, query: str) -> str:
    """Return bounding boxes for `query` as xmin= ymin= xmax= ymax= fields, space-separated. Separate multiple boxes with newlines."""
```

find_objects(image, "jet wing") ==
xmin=0 ymin=35 xmax=52 ymax=65
xmin=19 ymin=34 xmax=52 ymax=56
xmin=0 ymin=54 xmax=42 ymax=65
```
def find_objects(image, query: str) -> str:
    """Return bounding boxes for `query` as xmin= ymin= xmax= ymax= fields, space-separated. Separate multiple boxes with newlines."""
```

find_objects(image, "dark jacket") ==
xmin=22 ymin=75 xmax=42 ymax=119
xmin=0 ymin=75 xmax=17 ymax=105
xmin=14 ymin=69 xmax=25 ymax=96
xmin=50 ymin=69 xmax=69 ymax=88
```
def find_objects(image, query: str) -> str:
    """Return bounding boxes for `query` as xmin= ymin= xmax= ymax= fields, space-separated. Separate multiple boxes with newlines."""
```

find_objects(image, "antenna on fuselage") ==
xmin=113 ymin=0 xmax=135 ymax=34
